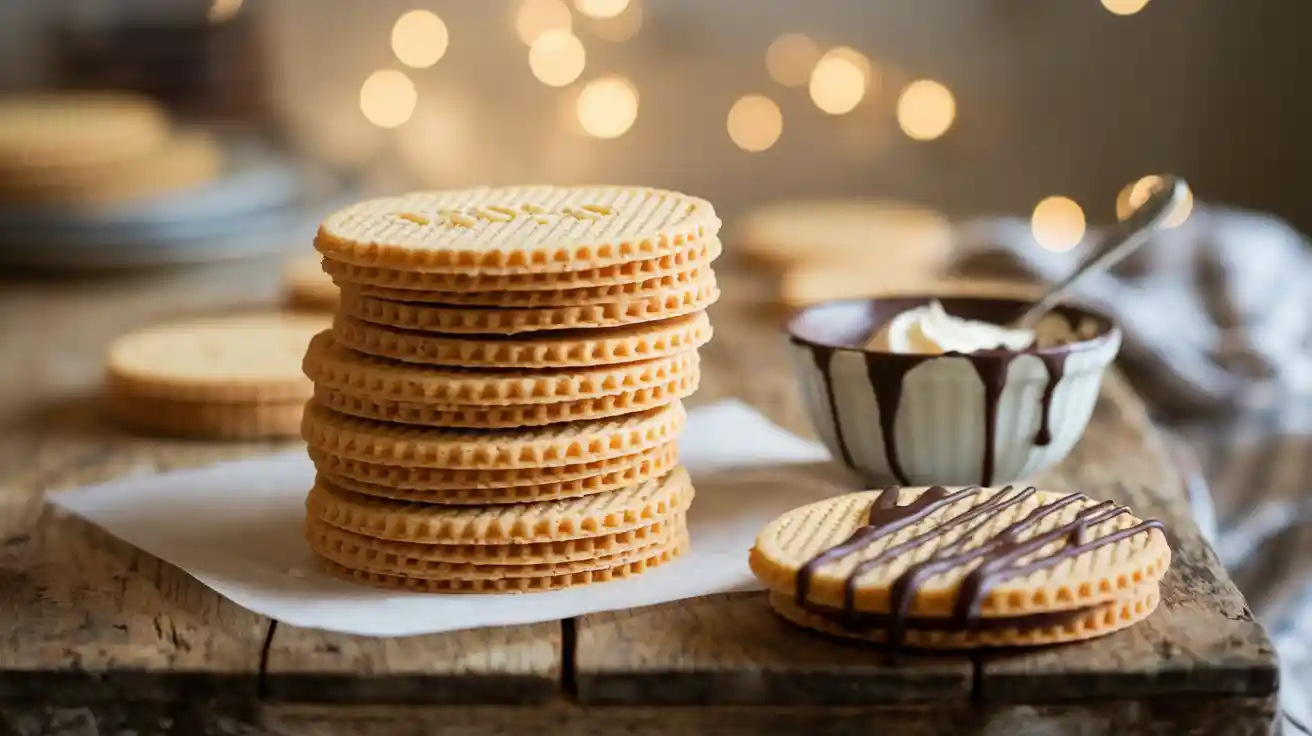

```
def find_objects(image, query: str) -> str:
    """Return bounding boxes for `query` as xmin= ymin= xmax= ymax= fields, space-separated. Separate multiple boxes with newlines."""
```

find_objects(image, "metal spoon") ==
xmin=1011 ymin=174 xmax=1190 ymax=330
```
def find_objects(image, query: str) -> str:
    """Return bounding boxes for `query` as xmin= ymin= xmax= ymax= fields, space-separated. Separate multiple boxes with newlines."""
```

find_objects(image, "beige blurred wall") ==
xmin=3 ymin=0 xmax=1310 ymax=232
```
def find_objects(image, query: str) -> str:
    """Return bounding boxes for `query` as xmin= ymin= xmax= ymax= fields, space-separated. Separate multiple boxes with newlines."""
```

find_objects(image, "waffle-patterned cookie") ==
xmin=303 ymin=331 xmax=698 ymax=405
xmin=306 ymin=442 xmax=673 ymax=491
xmin=313 ymin=369 xmax=696 ymax=429
xmin=314 ymin=185 xmax=720 ymax=274
xmin=308 ymin=514 xmax=686 ymax=578
xmin=338 ymin=273 xmax=718 ymax=335
xmin=307 ymin=467 xmax=693 ymax=543
xmin=321 ymin=240 xmax=721 ymax=292
xmin=332 ymin=311 xmax=712 ymax=368
xmin=317 ymin=439 xmax=676 ymax=504
xmin=318 ymin=532 xmax=687 ymax=594
xmin=300 ymin=398 xmax=686 ymax=468
xmin=749 ymin=485 xmax=1171 ymax=649
xmin=346 ymin=263 xmax=712 ymax=307
xmin=106 ymin=312 xmax=329 ymax=403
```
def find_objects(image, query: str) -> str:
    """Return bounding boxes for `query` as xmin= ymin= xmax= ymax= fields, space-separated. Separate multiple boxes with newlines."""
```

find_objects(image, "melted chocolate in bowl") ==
xmin=786 ymin=296 xmax=1119 ymax=486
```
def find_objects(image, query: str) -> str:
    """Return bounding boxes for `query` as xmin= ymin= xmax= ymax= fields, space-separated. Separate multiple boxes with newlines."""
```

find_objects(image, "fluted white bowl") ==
xmin=786 ymin=296 xmax=1122 ymax=487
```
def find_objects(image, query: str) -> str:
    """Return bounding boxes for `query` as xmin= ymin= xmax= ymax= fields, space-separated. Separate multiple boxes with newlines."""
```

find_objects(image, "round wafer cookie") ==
xmin=316 ymin=441 xmax=678 ymax=505
xmin=338 ymin=273 xmax=718 ymax=335
xmin=308 ymin=512 xmax=681 ymax=564
xmin=331 ymin=311 xmax=713 ymax=368
xmin=321 ymin=240 xmax=720 ymax=293
xmin=308 ymin=514 xmax=686 ymax=579
xmin=318 ymin=532 xmax=688 ymax=593
xmin=314 ymin=185 xmax=720 ymax=274
xmin=347 ymin=261 xmax=714 ymax=307
xmin=766 ymin=584 xmax=1161 ymax=649
xmin=749 ymin=485 xmax=1171 ymax=623
xmin=300 ymin=398 xmax=686 ymax=468
xmin=307 ymin=467 xmax=693 ymax=544
xmin=303 ymin=331 xmax=698 ymax=405
xmin=105 ymin=393 xmax=303 ymax=440
xmin=313 ymin=368 xmax=697 ymax=428
xmin=283 ymin=255 xmax=338 ymax=312
xmin=0 ymin=92 xmax=170 ymax=169
xmin=306 ymin=442 xmax=672 ymax=491
xmin=106 ymin=313 xmax=330 ymax=403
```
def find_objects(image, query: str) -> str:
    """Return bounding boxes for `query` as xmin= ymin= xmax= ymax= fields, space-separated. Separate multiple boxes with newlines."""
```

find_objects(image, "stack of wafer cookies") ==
xmin=103 ymin=313 xmax=328 ymax=439
xmin=299 ymin=185 xmax=721 ymax=592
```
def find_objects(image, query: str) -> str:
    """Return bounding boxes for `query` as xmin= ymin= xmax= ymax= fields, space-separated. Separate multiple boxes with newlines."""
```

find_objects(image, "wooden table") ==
xmin=0 ymin=257 xmax=1280 ymax=735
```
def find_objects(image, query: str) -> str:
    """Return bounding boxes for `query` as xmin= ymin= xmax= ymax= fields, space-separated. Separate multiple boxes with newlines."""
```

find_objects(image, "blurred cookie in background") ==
xmin=282 ymin=255 xmax=339 ymax=313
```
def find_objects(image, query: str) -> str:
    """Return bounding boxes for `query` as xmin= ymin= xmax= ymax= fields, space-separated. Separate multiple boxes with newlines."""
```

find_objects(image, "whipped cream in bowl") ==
xmin=786 ymin=295 xmax=1120 ymax=487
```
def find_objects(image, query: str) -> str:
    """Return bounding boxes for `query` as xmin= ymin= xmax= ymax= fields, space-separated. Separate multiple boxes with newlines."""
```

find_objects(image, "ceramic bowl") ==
xmin=786 ymin=296 xmax=1122 ymax=487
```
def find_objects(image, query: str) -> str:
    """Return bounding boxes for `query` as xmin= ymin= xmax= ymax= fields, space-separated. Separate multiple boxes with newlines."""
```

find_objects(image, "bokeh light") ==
xmin=1101 ymin=0 xmax=1151 ymax=15
xmin=1031 ymin=196 xmax=1087 ymax=251
xmin=516 ymin=0 xmax=572 ymax=45
xmin=1117 ymin=175 xmax=1194 ymax=228
xmin=591 ymin=1 xmax=642 ymax=42
xmin=896 ymin=80 xmax=956 ymax=141
xmin=809 ymin=50 xmax=868 ymax=115
xmin=574 ymin=0 xmax=629 ymax=19
xmin=576 ymin=76 xmax=639 ymax=139
xmin=207 ymin=0 xmax=242 ymax=23
xmin=391 ymin=10 xmax=449 ymax=69
xmin=727 ymin=95 xmax=783 ymax=152
xmin=529 ymin=30 xmax=586 ymax=87
xmin=766 ymin=34 xmax=820 ymax=88
xmin=359 ymin=70 xmax=417 ymax=129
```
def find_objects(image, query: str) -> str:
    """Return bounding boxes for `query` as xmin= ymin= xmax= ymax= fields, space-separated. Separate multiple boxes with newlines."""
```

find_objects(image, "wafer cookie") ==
xmin=106 ymin=313 xmax=329 ymax=403
xmin=307 ymin=467 xmax=693 ymax=543
xmin=105 ymin=393 xmax=304 ymax=440
xmin=767 ymin=584 xmax=1160 ymax=649
xmin=309 ymin=510 xmax=679 ymax=564
xmin=319 ymin=532 xmax=687 ymax=593
xmin=314 ymin=185 xmax=720 ymax=274
xmin=346 ymin=263 xmax=713 ymax=307
xmin=316 ymin=440 xmax=676 ymax=504
xmin=321 ymin=240 xmax=721 ymax=292
xmin=308 ymin=514 xmax=686 ymax=578
xmin=339 ymin=273 xmax=718 ymax=335
xmin=300 ymin=398 xmax=686 ymax=468
xmin=306 ymin=443 xmax=672 ymax=491
xmin=332 ymin=311 xmax=712 ymax=368
xmin=303 ymin=331 xmax=698 ymax=405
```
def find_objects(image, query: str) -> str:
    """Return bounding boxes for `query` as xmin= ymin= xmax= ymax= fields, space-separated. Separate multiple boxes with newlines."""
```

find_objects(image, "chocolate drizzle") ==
xmin=793 ymin=485 xmax=1165 ymax=653
xmin=787 ymin=297 xmax=1114 ymax=486
xmin=804 ymin=343 xmax=856 ymax=468
xmin=1034 ymin=353 xmax=1070 ymax=446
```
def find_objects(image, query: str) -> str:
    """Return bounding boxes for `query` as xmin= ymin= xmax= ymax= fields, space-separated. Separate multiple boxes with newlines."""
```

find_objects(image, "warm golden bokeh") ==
xmin=896 ymin=80 xmax=955 ymax=141
xmin=727 ymin=95 xmax=783 ymax=152
xmin=1101 ymin=0 xmax=1151 ymax=16
xmin=1032 ymin=195 xmax=1087 ymax=251
xmin=576 ymin=76 xmax=639 ymax=138
xmin=529 ymin=30 xmax=586 ymax=87
xmin=516 ymin=0 xmax=573 ymax=45
xmin=574 ymin=0 xmax=629 ymax=19
xmin=358 ymin=69 xmax=417 ymax=129
xmin=765 ymin=34 xmax=820 ymax=88
xmin=809 ymin=50 xmax=867 ymax=115
xmin=591 ymin=0 xmax=643 ymax=42
xmin=391 ymin=10 xmax=449 ymax=69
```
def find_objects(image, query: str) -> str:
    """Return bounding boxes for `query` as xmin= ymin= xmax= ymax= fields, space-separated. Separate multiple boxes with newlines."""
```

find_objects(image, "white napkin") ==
xmin=48 ymin=400 xmax=854 ymax=637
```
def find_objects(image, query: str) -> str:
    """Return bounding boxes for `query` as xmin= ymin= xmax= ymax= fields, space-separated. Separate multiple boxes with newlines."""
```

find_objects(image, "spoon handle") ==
xmin=1012 ymin=175 xmax=1189 ymax=330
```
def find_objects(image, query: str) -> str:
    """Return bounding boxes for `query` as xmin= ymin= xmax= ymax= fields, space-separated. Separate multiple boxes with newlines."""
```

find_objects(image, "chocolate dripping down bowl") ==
xmin=786 ymin=296 xmax=1122 ymax=487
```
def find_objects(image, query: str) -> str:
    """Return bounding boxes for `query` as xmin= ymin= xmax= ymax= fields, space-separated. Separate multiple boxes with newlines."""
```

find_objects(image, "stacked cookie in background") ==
xmin=298 ymin=186 xmax=721 ymax=593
